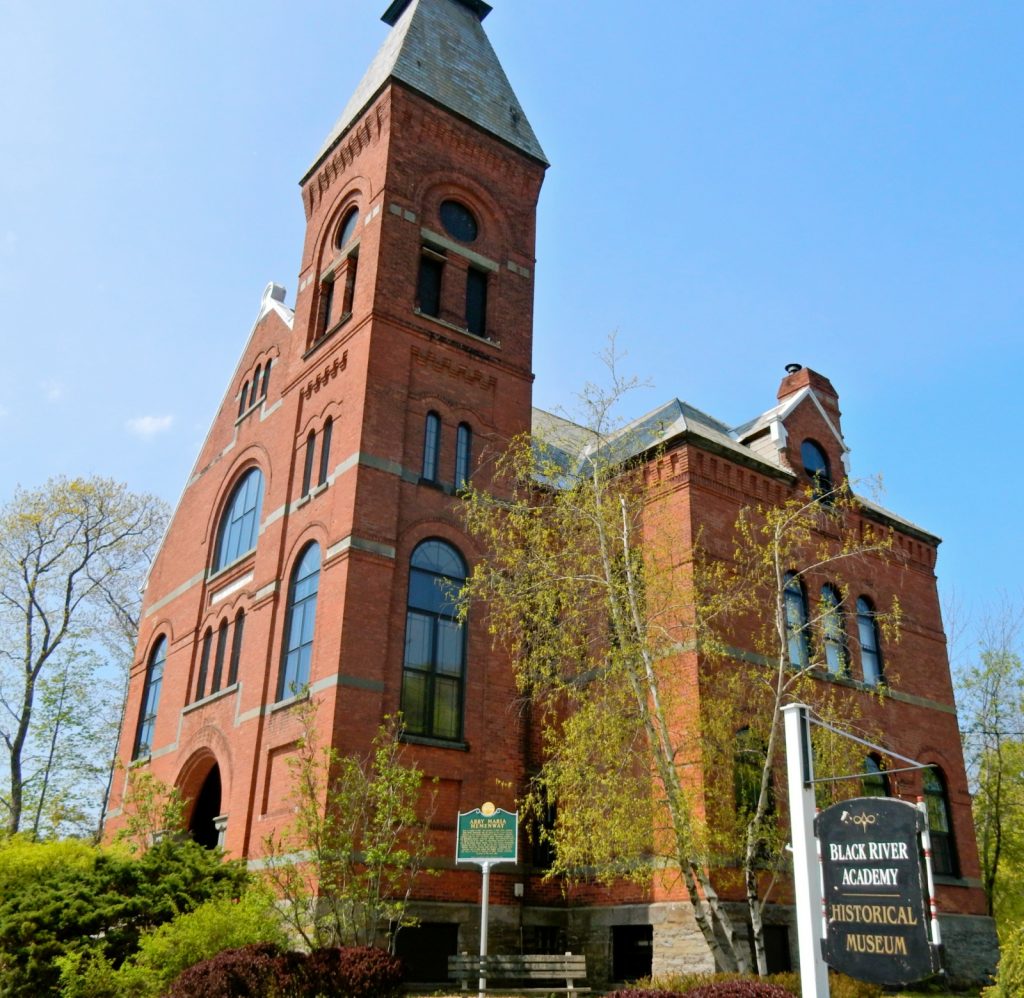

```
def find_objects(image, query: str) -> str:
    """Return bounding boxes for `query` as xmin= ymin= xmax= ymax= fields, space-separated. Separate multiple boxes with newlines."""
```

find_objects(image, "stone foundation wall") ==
xmin=402 ymin=900 xmax=999 ymax=989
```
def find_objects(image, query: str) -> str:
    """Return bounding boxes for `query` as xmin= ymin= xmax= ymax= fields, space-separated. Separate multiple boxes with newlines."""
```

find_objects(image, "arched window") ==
xmin=196 ymin=627 xmax=213 ymax=700
xmin=337 ymin=206 xmax=360 ymax=249
xmin=801 ymin=439 xmax=832 ymax=499
xmin=214 ymin=468 xmax=264 ymax=571
xmin=821 ymin=584 xmax=847 ymax=676
xmin=857 ymin=596 xmax=884 ymax=685
xmin=277 ymin=543 xmax=321 ymax=700
xmin=301 ymin=430 xmax=316 ymax=496
xmin=401 ymin=539 xmax=467 ymax=741
xmin=440 ymin=200 xmax=478 ymax=243
xmin=318 ymin=417 xmax=333 ymax=487
xmin=260 ymin=360 xmax=272 ymax=400
xmin=734 ymin=727 xmax=769 ymax=816
xmin=133 ymin=636 xmax=166 ymax=759
xmin=238 ymin=381 xmax=249 ymax=417
xmin=923 ymin=767 xmax=958 ymax=876
xmin=784 ymin=572 xmax=810 ymax=668
xmin=211 ymin=618 xmax=228 ymax=694
xmin=249 ymin=365 xmax=262 ymax=409
xmin=862 ymin=754 xmax=889 ymax=797
xmin=422 ymin=412 xmax=441 ymax=482
xmin=228 ymin=610 xmax=245 ymax=687
xmin=455 ymin=422 xmax=472 ymax=489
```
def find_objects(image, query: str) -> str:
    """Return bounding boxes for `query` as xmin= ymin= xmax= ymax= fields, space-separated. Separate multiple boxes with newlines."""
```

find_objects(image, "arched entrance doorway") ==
xmin=188 ymin=764 xmax=222 ymax=849
xmin=177 ymin=749 xmax=226 ymax=850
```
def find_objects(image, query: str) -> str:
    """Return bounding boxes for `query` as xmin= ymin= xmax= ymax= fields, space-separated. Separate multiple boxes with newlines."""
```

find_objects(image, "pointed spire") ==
xmin=305 ymin=0 xmax=547 ymax=179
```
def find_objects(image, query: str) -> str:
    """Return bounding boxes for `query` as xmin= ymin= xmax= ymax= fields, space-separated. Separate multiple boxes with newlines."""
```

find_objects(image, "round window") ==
xmin=440 ymin=200 xmax=478 ymax=242
xmin=337 ymin=207 xmax=359 ymax=249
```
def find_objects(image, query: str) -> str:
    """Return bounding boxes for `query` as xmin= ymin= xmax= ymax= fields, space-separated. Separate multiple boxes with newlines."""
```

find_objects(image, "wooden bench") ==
xmin=448 ymin=952 xmax=590 ymax=995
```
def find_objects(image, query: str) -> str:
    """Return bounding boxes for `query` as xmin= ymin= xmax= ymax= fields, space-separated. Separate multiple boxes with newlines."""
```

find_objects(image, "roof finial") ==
xmin=383 ymin=0 xmax=492 ymax=26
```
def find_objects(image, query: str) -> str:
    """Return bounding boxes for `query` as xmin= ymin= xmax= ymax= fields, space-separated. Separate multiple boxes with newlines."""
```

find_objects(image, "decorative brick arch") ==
xmin=176 ymin=747 xmax=225 ymax=850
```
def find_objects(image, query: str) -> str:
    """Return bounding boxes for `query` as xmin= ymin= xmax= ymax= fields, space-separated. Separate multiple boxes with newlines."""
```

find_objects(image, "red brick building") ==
xmin=106 ymin=0 xmax=997 ymax=985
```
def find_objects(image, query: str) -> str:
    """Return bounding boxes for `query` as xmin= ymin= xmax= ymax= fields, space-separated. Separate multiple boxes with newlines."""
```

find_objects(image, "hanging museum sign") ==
xmin=816 ymin=797 xmax=941 ymax=986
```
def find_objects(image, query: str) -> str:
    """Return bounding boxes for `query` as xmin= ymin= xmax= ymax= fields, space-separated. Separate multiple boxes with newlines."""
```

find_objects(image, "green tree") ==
xmin=957 ymin=610 xmax=1024 ymax=924
xmin=462 ymin=363 xmax=748 ymax=972
xmin=697 ymin=484 xmax=899 ymax=974
xmin=461 ymin=358 xmax=899 ymax=975
xmin=0 ymin=477 xmax=169 ymax=837
xmin=0 ymin=835 xmax=248 ymax=998
xmin=261 ymin=702 xmax=436 ymax=952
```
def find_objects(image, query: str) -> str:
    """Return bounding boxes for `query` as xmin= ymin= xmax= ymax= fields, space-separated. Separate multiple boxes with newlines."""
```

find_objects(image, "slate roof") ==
xmin=306 ymin=0 xmax=547 ymax=179
xmin=531 ymin=400 xmax=940 ymax=543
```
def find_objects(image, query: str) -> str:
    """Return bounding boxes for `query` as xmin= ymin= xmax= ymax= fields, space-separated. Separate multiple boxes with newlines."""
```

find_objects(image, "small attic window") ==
xmin=337 ymin=207 xmax=359 ymax=250
xmin=440 ymin=200 xmax=478 ymax=243
xmin=800 ymin=439 xmax=832 ymax=498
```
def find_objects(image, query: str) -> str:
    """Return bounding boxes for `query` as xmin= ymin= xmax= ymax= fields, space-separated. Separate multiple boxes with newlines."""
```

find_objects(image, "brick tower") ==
xmin=106 ymin=0 xmax=547 ymax=964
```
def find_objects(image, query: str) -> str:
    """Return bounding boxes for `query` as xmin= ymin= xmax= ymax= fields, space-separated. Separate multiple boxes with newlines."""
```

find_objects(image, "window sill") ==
xmin=413 ymin=308 xmax=499 ymax=349
xmin=303 ymin=314 xmax=352 ymax=360
xmin=296 ymin=482 xmax=328 ymax=509
xmin=184 ymin=683 xmax=239 ymax=714
xmin=270 ymin=691 xmax=310 ymax=714
xmin=401 ymin=733 xmax=469 ymax=752
xmin=235 ymin=397 xmax=267 ymax=425
xmin=207 ymin=551 xmax=256 ymax=585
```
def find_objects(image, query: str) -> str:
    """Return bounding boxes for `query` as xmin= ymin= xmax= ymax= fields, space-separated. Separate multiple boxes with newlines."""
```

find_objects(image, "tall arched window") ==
xmin=133 ymin=636 xmax=166 ymax=759
xmin=422 ymin=412 xmax=441 ymax=482
xmin=862 ymin=754 xmax=889 ymax=797
xmin=277 ymin=543 xmax=321 ymax=700
xmin=923 ymin=767 xmax=958 ymax=877
xmin=401 ymin=540 xmax=467 ymax=741
xmin=301 ymin=430 xmax=316 ymax=496
xmin=857 ymin=596 xmax=884 ymax=685
xmin=238 ymin=381 xmax=249 ymax=417
xmin=801 ymin=439 xmax=832 ymax=498
xmin=228 ymin=609 xmax=245 ymax=687
xmin=455 ymin=423 xmax=472 ymax=489
xmin=821 ymin=584 xmax=847 ymax=676
xmin=318 ymin=417 xmax=333 ymax=487
xmin=195 ymin=627 xmax=213 ymax=700
xmin=249 ymin=365 xmax=262 ymax=408
xmin=260 ymin=359 xmax=272 ymax=400
xmin=211 ymin=618 xmax=228 ymax=693
xmin=214 ymin=469 xmax=264 ymax=571
xmin=784 ymin=572 xmax=810 ymax=668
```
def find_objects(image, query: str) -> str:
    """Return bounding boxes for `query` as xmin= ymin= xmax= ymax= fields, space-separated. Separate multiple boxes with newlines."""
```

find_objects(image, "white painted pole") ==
xmin=478 ymin=860 xmax=491 ymax=998
xmin=783 ymin=703 xmax=830 ymax=998
xmin=916 ymin=796 xmax=943 ymax=951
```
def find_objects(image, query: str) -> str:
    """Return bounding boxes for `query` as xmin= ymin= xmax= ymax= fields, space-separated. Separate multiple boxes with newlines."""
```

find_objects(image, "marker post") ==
xmin=455 ymin=803 xmax=519 ymax=998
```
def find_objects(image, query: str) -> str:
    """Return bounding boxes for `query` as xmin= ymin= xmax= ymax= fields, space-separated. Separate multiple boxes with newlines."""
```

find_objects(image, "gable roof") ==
xmin=305 ymin=0 xmax=547 ymax=179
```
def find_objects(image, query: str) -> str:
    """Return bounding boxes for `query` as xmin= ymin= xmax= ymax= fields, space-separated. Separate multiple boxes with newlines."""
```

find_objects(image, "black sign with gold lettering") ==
xmin=816 ymin=797 xmax=940 ymax=986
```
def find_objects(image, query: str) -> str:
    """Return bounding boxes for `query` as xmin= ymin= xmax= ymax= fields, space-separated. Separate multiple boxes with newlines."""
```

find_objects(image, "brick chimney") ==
xmin=777 ymin=363 xmax=842 ymax=433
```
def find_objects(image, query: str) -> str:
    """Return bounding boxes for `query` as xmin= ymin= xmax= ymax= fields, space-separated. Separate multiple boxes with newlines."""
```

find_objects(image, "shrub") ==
xmin=163 ymin=943 xmax=404 ymax=998
xmin=983 ymin=922 xmax=1024 ymax=997
xmin=303 ymin=945 xmax=404 ymax=998
xmin=59 ymin=888 xmax=287 ymax=998
xmin=825 ymin=972 xmax=883 ymax=998
xmin=163 ymin=943 xmax=291 ymax=998
xmin=0 ymin=836 xmax=248 ymax=998
xmin=685 ymin=982 xmax=794 ymax=997
xmin=605 ymin=991 xmax=684 ymax=998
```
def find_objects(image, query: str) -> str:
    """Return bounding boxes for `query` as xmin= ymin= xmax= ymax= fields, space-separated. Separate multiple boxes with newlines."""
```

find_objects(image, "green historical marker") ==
xmin=456 ymin=802 xmax=518 ymax=864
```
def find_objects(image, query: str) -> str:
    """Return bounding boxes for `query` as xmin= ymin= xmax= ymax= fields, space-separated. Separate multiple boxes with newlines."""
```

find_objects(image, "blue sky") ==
xmin=1 ymin=1 xmax=1021 ymax=657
